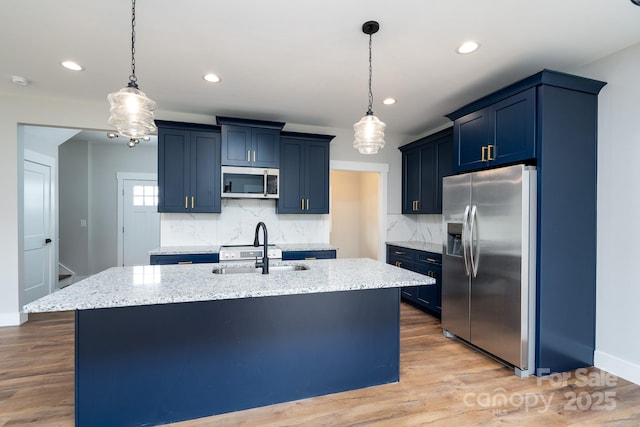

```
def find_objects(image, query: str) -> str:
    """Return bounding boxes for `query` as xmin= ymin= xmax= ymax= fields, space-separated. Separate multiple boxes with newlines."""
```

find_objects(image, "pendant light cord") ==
xmin=129 ymin=0 xmax=137 ymax=86
xmin=367 ymin=33 xmax=374 ymax=115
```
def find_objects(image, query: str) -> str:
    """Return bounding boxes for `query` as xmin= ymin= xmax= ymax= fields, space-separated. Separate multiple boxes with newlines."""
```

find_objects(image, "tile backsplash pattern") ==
xmin=161 ymin=199 xmax=330 ymax=246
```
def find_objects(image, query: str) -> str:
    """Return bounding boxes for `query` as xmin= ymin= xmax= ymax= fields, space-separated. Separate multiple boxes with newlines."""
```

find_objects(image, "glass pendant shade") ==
xmin=108 ymin=84 xmax=157 ymax=139
xmin=353 ymin=113 xmax=386 ymax=154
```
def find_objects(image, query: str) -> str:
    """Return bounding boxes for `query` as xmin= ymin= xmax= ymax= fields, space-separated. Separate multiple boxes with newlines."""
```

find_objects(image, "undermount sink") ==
xmin=212 ymin=264 xmax=309 ymax=274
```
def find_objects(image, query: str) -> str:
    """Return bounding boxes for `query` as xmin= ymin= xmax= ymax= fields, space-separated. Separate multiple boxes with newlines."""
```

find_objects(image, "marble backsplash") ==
xmin=160 ymin=199 xmax=330 ymax=246
xmin=161 ymin=198 xmax=444 ymax=248
xmin=386 ymin=214 xmax=444 ymax=245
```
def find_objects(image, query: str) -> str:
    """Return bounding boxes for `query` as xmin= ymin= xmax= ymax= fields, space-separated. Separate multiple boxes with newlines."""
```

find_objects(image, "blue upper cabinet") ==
xmin=399 ymin=127 xmax=453 ymax=214
xmin=451 ymin=87 xmax=535 ymax=173
xmin=277 ymin=131 xmax=335 ymax=214
xmin=217 ymin=116 xmax=285 ymax=168
xmin=157 ymin=121 xmax=221 ymax=213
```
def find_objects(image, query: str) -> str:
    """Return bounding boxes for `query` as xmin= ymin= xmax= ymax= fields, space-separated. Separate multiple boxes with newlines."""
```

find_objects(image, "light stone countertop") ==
xmin=148 ymin=243 xmax=337 ymax=256
xmin=386 ymin=241 xmax=443 ymax=255
xmin=23 ymin=258 xmax=433 ymax=313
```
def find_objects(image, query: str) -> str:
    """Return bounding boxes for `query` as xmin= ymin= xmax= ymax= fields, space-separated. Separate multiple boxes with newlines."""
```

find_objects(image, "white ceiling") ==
xmin=2 ymin=0 xmax=640 ymax=138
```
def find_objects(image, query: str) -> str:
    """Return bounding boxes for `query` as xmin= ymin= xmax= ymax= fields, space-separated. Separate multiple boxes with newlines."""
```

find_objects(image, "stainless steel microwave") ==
xmin=221 ymin=166 xmax=279 ymax=199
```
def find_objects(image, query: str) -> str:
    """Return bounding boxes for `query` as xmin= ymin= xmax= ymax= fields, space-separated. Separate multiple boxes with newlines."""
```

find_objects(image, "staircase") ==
xmin=58 ymin=263 xmax=75 ymax=288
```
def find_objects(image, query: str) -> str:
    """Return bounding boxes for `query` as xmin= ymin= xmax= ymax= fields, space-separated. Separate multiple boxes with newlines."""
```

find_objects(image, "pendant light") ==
xmin=353 ymin=20 xmax=386 ymax=155
xmin=108 ymin=0 xmax=157 ymax=146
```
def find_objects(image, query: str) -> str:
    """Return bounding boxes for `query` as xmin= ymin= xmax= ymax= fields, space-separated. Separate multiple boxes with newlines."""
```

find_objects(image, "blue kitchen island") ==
xmin=24 ymin=258 xmax=433 ymax=427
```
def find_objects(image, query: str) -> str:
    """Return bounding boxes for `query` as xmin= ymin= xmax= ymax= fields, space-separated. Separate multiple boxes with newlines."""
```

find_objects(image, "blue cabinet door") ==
xmin=252 ymin=128 xmax=280 ymax=168
xmin=435 ymin=136 xmax=453 ymax=213
xmin=305 ymin=141 xmax=329 ymax=213
xmin=221 ymin=125 xmax=280 ymax=168
xmin=400 ymin=127 xmax=453 ymax=214
xmin=454 ymin=109 xmax=489 ymax=172
xmin=158 ymin=128 xmax=191 ymax=212
xmin=278 ymin=138 xmax=305 ymax=213
xmin=157 ymin=122 xmax=221 ymax=213
xmin=453 ymin=88 xmax=535 ymax=173
xmin=221 ymin=125 xmax=252 ymax=166
xmin=402 ymin=147 xmax=421 ymax=213
xmin=191 ymin=131 xmax=221 ymax=213
xmin=418 ymin=143 xmax=437 ymax=213
xmin=491 ymin=87 xmax=536 ymax=165
xmin=278 ymin=132 xmax=333 ymax=214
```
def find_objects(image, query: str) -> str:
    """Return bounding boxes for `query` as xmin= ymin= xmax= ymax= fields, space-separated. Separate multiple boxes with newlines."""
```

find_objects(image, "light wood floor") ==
xmin=1 ymin=304 xmax=639 ymax=426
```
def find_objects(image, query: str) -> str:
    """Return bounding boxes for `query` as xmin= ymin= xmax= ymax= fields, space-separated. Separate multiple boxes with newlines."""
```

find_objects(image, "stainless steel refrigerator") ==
xmin=442 ymin=164 xmax=536 ymax=377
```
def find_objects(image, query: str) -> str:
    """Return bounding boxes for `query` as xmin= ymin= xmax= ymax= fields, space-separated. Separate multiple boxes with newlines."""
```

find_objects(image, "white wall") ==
xmin=59 ymin=140 xmax=90 ymax=277
xmin=88 ymin=141 xmax=156 ymax=273
xmin=330 ymin=170 xmax=361 ymax=258
xmin=573 ymin=42 xmax=640 ymax=385
xmin=359 ymin=172 xmax=380 ymax=259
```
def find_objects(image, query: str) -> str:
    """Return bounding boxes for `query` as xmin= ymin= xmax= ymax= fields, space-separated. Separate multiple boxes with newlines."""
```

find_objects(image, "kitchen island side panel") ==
xmin=75 ymin=288 xmax=400 ymax=426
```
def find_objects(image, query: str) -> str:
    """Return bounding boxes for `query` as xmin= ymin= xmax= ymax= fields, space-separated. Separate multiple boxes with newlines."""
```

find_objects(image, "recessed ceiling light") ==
xmin=11 ymin=76 xmax=30 ymax=86
xmin=203 ymin=73 xmax=221 ymax=83
xmin=61 ymin=61 xmax=84 ymax=71
xmin=456 ymin=41 xmax=480 ymax=54
xmin=382 ymin=98 xmax=397 ymax=105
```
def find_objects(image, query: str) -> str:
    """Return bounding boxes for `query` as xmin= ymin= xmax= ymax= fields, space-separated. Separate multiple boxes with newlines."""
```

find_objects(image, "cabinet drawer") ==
xmin=415 ymin=251 xmax=441 ymax=266
xmin=150 ymin=253 xmax=219 ymax=265
xmin=282 ymin=250 xmax=336 ymax=261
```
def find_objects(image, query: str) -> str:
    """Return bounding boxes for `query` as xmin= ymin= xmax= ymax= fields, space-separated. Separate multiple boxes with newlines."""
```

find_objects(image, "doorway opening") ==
xmin=329 ymin=161 xmax=388 ymax=261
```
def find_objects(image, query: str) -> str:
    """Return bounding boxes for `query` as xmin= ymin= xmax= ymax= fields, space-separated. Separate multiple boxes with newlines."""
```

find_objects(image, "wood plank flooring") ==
xmin=1 ymin=304 xmax=639 ymax=426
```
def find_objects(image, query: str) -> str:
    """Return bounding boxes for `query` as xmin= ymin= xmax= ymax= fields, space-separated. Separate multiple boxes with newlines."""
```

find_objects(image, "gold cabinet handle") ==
xmin=481 ymin=146 xmax=488 ymax=162
xmin=185 ymin=196 xmax=188 ymax=209
xmin=247 ymin=150 xmax=251 ymax=162
xmin=301 ymin=199 xmax=305 ymax=210
xmin=306 ymin=199 xmax=309 ymax=210
xmin=191 ymin=196 xmax=195 ymax=209
xmin=395 ymin=261 xmax=402 ymax=267
xmin=253 ymin=150 xmax=256 ymax=162
xmin=304 ymin=257 xmax=317 ymax=260
xmin=416 ymin=200 xmax=420 ymax=211
xmin=178 ymin=261 xmax=193 ymax=265
xmin=487 ymin=144 xmax=495 ymax=161
xmin=394 ymin=251 xmax=405 ymax=255
xmin=426 ymin=258 xmax=438 ymax=263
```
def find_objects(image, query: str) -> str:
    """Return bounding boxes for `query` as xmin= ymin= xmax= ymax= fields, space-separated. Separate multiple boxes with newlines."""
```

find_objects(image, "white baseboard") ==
xmin=0 ymin=311 xmax=28 ymax=327
xmin=595 ymin=350 xmax=640 ymax=386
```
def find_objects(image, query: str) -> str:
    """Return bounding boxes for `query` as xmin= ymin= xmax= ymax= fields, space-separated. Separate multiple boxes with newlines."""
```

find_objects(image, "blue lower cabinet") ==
xmin=282 ymin=250 xmax=336 ymax=261
xmin=150 ymin=253 xmax=219 ymax=265
xmin=386 ymin=244 xmax=441 ymax=317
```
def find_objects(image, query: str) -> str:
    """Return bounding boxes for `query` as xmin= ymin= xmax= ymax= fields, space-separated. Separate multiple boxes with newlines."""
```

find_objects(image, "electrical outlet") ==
xmin=80 ymin=219 xmax=87 ymax=227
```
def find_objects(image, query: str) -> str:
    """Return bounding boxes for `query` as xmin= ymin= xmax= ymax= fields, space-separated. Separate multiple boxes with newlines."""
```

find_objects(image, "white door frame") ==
xmin=23 ymin=149 xmax=57 ymax=297
xmin=116 ymin=172 xmax=158 ymax=266
xmin=330 ymin=160 xmax=389 ymax=261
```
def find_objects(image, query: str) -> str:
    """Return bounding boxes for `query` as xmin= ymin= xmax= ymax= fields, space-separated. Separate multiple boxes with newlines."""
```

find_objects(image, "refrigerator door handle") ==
xmin=462 ymin=205 xmax=471 ymax=276
xmin=469 ymin=205 xmax=480 ymax=278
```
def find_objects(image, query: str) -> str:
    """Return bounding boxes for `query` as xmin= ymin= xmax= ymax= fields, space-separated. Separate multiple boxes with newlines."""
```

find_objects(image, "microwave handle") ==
xmin=263 ymin=170 xmax=268 ymax=197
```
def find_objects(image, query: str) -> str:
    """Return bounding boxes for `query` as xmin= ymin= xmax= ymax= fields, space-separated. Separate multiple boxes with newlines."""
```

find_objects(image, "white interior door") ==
xmin=123 ymin=180 xmax=160 ymax=266
xmin=23 ymin=160 xmax=53 ymax=304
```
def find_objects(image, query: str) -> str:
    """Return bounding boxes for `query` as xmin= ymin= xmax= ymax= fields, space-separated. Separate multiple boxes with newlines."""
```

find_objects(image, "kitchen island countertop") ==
xmin=24 ymin=258 xmax=433 ymax=313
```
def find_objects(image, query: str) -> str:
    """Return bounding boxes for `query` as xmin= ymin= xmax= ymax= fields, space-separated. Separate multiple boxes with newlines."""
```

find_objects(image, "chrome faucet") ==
xmin=253 ymin=221 xmax=269 ymax=274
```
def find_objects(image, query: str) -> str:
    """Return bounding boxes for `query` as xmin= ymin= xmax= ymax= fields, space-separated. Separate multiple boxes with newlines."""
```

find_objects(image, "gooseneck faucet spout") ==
xmin=253 ymin=222 xmax=269 ymax=274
